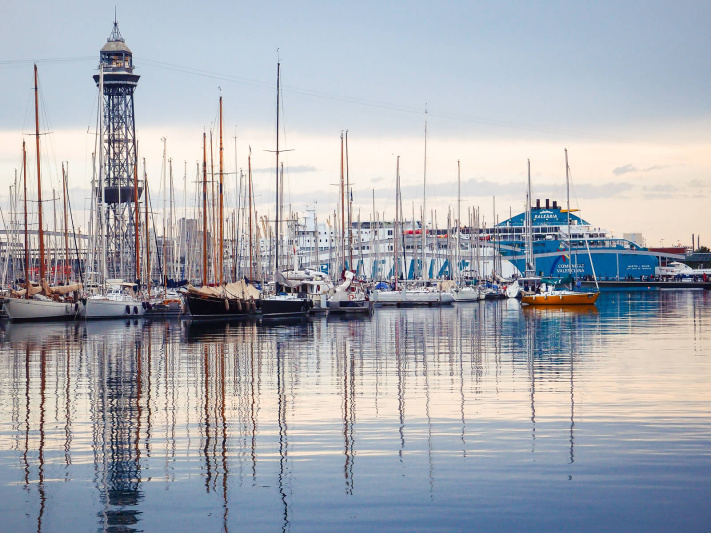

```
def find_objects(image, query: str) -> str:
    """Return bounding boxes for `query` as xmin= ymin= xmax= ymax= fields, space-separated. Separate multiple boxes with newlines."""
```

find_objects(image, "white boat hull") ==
xmin=452 ymin=287 xmax=481 ymax=302
xmin=372 ymin=289 xmax=449 ymax=306
xmin=5 ymin=297 xmax=79 ymax=322
xmin=82 ymin=297 xmax=145 ymax=319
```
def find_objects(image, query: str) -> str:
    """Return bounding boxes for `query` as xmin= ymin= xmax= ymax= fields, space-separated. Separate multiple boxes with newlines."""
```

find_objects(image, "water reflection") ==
xmin=1 ymin=291 xmax=710 ymax=531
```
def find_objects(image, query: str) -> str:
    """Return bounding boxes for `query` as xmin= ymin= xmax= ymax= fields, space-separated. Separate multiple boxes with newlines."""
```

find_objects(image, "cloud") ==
xmin=642 ymin=184 xmax=679 ymax=193
xmin=612 ymin=163 xmax=668 ymax=176
xmin=613 ymin=164 xmax=637 ymax=176
xmin=689 ymin=178 xmax=709 ymax=189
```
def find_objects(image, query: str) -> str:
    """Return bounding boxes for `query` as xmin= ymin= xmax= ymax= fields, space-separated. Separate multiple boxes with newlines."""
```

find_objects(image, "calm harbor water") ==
xmin=1 ymin=291 xmax=710 ymax=532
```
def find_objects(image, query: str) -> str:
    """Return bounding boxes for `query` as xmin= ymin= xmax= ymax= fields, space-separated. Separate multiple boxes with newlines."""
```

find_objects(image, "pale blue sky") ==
xmin=1 ymin=1 xmax=710 ymax=245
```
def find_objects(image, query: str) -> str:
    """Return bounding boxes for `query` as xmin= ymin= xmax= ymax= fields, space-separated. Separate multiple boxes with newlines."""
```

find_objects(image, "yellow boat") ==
xmin=521 ymin=290 xmax=599 ymax=306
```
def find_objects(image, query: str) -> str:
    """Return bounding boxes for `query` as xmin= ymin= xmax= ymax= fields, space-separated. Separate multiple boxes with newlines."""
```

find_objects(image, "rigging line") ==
xmin=139 ymin=58 xmax=645 ymax=144
xmin=0 ymin=56 xmax=95 ymax=66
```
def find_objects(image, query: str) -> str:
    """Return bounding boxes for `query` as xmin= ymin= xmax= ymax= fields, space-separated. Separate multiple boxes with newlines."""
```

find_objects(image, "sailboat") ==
xmin=451 ymin=161 xmax=481 ymax=302
xmin=184 ymin=96 xmax=261 ymax=320
xmin=507 ymin=159 xmax=542 ymax=299
xmin=370 ymin=156 xmax=446 ymax=307
xmin=260 ymin=61 xmax=312 ymax=317
xmin=5 ymin=66 xmax=83 ymax=322
xmin=522 ymin=151 xmax=600 ymax=306
xmin=81 ymin=64 xmax=145 ymax=319
xmin=327 ymin=133 xmax=371 ymax=314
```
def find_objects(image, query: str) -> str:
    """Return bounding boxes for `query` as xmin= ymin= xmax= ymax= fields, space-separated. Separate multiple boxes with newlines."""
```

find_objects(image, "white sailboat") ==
xmin=327 ymin=271 xmax=371 ymax=313
xmin=5 ymin=66 xmax=83 ymax=322
xmin=81 ymin=64 xmax=145 ymax=320
xmin=507 ymin=160 xmax=541 ymax=299
xmin=370 ymin=156 xmax=450 ymax=307
xmin=451 ymin=160 xmax=481 ymax=302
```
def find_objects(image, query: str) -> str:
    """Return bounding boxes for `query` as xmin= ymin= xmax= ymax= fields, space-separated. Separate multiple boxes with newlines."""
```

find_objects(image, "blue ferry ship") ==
xmin=493 ymin=198 xmax=683 ymax=280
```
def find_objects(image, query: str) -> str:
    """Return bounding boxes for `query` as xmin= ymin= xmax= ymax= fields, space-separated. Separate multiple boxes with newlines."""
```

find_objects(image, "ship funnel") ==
xmin=545 ymin=199 xmax=550 ymax=209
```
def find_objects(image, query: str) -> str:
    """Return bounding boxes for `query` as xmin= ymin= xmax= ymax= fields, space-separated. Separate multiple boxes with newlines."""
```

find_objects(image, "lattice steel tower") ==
xmin=93 ymin=19 xmax=141 ymax=281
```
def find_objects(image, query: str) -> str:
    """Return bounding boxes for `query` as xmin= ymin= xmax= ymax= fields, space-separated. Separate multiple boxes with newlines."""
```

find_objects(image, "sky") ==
xmin=1 ymin=0 xmax=710 ymax=248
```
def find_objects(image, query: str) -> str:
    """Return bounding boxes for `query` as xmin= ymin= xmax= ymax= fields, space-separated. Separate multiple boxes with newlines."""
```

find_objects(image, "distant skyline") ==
xmin=1 ymin=1 xmax=710 ymax=248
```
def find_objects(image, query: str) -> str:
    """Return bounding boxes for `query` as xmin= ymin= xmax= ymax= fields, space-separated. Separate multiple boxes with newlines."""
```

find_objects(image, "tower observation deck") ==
xmin=92 ymin=20 xmax=142 ymax=280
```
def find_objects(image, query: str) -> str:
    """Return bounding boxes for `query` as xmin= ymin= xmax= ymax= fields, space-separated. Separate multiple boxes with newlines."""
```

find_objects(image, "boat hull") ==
xmin=522 ymin=292 xmax=599 ymax=305
xmin=184 ymin=293 xmax=257 ymax=320
xmin=372 ymin=290 xmax=450 ymax=306
xmin=452 ymin=288 xmax=481 ymax=302
xmin=327 ymin=298 xmax=372 ymax=314
xmin=5 ymin=297 xmax=79 ymax=322
xmin=82 ymin=298 xmax=145 ymax=319
xmin=261 ymin=296 xmax=311 ymax=317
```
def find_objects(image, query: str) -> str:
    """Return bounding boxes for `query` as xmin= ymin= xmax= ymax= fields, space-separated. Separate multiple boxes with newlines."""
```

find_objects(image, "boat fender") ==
xmin=134 ymin=306 xmax=139 ymax=315
xmin=125 ymin=305 xmax=131 ymax=315
xmin=74 ymin=302 xmax=79 ymax=312
xmin=224 ymin=298 xmax=229 ymax=311
xmin=236 ymin=299 xmax=242 ymax=312
xmin=349 ymin=293 xmax=355 ymax=301
xmin=142 ymin=301 xmax=147 ymax=310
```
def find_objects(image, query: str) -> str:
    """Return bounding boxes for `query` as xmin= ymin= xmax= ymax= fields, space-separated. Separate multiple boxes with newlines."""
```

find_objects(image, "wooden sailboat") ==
xmin=5 ymin=65 xmax=83 ymax=322
xmin=184 ymin=96 xmax=260 ymax=319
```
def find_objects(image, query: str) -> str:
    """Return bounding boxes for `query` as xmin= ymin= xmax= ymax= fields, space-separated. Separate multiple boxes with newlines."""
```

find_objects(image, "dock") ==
xmin=580 ymin=280 xmax=711 ymax=290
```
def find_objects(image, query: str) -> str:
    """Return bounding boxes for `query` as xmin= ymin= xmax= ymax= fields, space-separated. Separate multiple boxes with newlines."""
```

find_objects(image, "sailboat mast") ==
xmin=202 ymin=132 xmax=208 ymax=286
xmin=275 ymin=61 xmax=281 ymax=279
xmin=143 ymin=159 xmax=151 ymax=295
xmin=34 ymin=65 xmax=46 ymax=284
xmin=422 ymin=109 xmax=427 ymax=281
xmin=565 ymin=148 xmax=571 ymax=275
xmin=457 ymin=160 xmax=461 ymax=284
xmin=98 ymin=65 xmax=107 ymax=289
xmin=394 ymin=156 xmax=400 ymax=290
xmin=346 ymin=130 xmax=352 ymax=272
xmin=248 ymin=148 xmax=254 ymax=281
xmin=340 ymin=132 xmax=345 ymax=275
xmin=134 ymin=151 xmax=140 ymax=283
xmin=22 ymin=142 xmax=30 ymax=298
xmin=526 ymin=159 xmax=533 ymax=275
xmin=62 ymin=163 xmax=69 ymax=284
xmin=219 ymin=95 xmax=224 ymax=286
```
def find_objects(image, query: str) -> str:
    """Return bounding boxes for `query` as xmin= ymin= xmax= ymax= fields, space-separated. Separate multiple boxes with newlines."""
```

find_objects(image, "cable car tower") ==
xmin=92 ymin=18 xmax=141 ymax=280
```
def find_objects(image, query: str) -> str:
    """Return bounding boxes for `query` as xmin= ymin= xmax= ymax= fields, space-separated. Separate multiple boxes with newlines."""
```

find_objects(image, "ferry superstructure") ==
xmin=493 ymin=198 xmax=683 ymax=280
